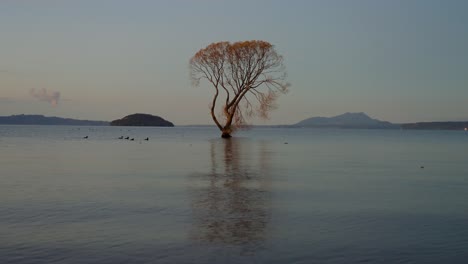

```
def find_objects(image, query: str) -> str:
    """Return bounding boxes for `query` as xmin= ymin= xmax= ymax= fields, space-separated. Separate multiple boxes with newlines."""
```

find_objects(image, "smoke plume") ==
xmin=29 ymin=88 xmax=61 ymax=107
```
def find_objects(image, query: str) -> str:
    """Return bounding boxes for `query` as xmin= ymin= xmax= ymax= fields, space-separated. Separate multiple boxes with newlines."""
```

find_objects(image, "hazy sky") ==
xmin=1 ymin=0 xmax=467 ymax=124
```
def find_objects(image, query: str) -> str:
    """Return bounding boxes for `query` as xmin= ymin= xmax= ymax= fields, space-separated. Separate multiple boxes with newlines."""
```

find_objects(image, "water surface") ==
xmin=1 ymin=126 xmax=467 ymax=263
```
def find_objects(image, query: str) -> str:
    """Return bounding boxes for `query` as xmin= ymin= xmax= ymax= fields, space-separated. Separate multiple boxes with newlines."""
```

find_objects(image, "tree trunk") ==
xmin=220 ymin=112 xmax=234 ymax=138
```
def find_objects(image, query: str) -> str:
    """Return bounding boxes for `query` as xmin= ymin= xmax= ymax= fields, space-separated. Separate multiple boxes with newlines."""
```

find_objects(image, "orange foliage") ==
xmin=190 ymin=40 xmax=290 ymax=137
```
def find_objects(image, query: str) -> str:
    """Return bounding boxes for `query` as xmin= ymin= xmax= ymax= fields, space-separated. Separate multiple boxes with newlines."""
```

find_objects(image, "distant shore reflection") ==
xmin=189 ymin=138 xmax=273 ymax=253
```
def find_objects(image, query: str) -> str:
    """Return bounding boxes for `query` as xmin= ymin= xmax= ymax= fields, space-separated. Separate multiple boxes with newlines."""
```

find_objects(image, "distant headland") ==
xmin=110 ymin=113 xmax=174 ymax=127
xmin=401 ymin=122 xmax=468 ymax=130
xmin=0 ymin=114 xmax=108 ymax=126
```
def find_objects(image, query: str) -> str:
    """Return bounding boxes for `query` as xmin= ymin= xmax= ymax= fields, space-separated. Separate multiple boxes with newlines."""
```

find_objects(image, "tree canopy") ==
xmin=190 ymin=40 xmax=289 ymax=138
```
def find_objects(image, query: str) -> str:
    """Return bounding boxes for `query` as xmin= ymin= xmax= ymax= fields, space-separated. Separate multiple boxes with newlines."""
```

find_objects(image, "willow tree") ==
xmin=190 ymin=40 xmax=290 ymax=138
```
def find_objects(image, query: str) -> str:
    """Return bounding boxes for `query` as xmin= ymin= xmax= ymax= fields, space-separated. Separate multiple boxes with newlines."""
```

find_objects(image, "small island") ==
xmin=110 ymin=113 xmax=174 ymax=127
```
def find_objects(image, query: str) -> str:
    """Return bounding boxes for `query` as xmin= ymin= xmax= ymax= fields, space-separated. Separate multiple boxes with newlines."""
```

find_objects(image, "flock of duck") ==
xmin=73 ymin=128 xmax=152 ymax=141
xmin=82 ymin=135 xmax=149 ymax=141
xmin=118 ymin=136 xmax=149 ymax=141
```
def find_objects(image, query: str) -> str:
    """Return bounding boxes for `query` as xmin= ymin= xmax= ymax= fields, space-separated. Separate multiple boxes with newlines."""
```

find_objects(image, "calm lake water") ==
xmin=1 ymin=125 xmax=467 ymax=264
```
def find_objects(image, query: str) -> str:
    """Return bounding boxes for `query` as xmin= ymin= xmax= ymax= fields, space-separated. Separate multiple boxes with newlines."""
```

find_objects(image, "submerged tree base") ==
xmin=221 ymin=133 xmax=232 ymax=139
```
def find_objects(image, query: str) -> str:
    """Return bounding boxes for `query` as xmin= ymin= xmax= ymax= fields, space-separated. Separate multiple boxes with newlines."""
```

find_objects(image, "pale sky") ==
xmin=1 ymin=0 xmax=467 ymax=125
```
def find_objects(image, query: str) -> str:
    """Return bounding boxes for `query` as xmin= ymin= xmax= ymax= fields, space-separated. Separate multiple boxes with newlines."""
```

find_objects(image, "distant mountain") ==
xmin=110 ymin=113 xmax=174 ymax=127
xmin=0 ymin=114 xmax=108 ymax=126
xmin=295 ymin=112 xmax=397 ymax=129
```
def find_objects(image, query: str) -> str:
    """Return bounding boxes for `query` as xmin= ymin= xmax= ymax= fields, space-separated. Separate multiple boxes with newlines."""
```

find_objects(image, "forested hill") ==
xmin=110 ymin=113 xmax=174 ymax=127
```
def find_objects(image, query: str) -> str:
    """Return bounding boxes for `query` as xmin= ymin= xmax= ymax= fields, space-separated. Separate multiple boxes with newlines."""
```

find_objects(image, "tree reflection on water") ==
xmin=189 ymin=138 xmax=273 ymax=253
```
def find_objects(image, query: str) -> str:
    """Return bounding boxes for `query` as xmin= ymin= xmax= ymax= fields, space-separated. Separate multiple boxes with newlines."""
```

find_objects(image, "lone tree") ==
xmin=190 ymin=40 xmax=290 ymax=138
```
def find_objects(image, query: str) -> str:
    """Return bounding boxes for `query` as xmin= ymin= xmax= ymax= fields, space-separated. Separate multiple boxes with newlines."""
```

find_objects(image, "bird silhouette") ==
xmin=83 ymin=136 xmax=88 ymax=139
xmin=125 ymin=137 xmax=129 ymax=140
xmin=144 ymin=137 xmax=149 ymax=141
